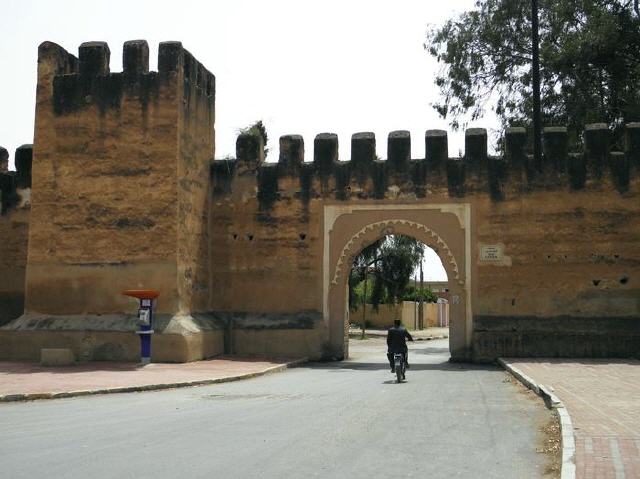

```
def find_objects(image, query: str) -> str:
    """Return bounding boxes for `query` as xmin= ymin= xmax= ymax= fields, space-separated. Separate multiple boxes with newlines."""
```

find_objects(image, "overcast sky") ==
xmin=0 ymin=0 xmax=495 ymax=280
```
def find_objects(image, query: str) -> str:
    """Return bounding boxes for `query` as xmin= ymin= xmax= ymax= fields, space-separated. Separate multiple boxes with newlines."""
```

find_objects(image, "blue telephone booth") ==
xmin=122 ymin=289 xmax=159 ymax=364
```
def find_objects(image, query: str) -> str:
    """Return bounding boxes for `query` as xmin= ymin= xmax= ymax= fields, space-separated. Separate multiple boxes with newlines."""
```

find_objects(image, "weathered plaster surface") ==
xmin=1 ymin=41 xmax=638 ymax=362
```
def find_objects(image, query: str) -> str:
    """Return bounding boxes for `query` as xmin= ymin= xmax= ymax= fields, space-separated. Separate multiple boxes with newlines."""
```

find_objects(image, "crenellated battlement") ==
xmin=211 ymin=123 xmax=640 ymax=209
xmin=0 ymin=145 xmax=32 ymax=214
xmin=42 ymin=40 xmax=215 ymax=116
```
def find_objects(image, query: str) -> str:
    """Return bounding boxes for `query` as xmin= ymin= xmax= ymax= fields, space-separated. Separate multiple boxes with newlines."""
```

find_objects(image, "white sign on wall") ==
xmin=480 ymin=244 xmax=504 ymax=262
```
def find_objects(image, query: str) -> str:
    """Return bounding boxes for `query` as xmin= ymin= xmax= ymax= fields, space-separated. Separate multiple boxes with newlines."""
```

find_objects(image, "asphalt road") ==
xmin=0 ymin=338 xmax=552 ymax=478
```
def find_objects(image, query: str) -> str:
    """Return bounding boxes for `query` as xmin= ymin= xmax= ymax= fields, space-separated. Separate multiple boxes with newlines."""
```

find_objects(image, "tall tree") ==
xmin=425 ymin=0 xmax=640 ymax=147
xmin=348 ymin=236 xmax=425 ymax=312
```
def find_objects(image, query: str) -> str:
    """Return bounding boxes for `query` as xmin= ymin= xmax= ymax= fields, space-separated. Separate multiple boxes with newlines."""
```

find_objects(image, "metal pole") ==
xmin=361 ymin=267 xmax=367 ymax=339
xmin=414 ymin=274 xmax=417 ymax=328
xmin=532 ymin=0 xmax=542 ymax=169
xmin=418 ymin=252 xmax=424 ymax=330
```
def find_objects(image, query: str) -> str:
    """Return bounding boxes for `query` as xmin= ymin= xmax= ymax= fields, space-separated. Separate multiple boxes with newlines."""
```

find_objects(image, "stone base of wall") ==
xmin=6 ymin=312 xmax=636 ymax=363
xmin=0 ymin=329 xmax=225 ymax=363
xmin=212 ymin=311 xmax=327 ymax=360
xmin=0 ymin=311 xmax=327 ymax=362
xmin=230 ymin=329 xmax=325 ymax=359
xmin=472 ymin=316 xmax=640 ymax=361
xmin=0 ymin=313 xmax=225 ymax=363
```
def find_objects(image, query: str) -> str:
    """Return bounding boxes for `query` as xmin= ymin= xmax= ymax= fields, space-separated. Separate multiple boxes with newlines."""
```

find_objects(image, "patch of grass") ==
xmin=239 ymin=120 xmax=269 ymax=157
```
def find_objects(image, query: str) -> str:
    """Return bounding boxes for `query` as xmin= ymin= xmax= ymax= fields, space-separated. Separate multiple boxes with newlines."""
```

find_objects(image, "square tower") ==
xmin=25 ymin=40 xmax=214 ymax=319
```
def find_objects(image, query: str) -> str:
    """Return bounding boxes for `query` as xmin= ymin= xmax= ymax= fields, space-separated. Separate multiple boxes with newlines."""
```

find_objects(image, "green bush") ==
xmin=403 ymin=285 xmax=438 ymax=303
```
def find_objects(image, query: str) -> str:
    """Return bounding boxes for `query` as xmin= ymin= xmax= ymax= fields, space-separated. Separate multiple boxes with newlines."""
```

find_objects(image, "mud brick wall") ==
xmin=210 ymin=134 xmax=323 ymax=314
xmin=0 ymin=146 xmax=32 ymax=325
xmin=176 ymin=46 xmax=215 ymax=313
xmin=24 ymin=40 xmax=214 ymax=316
xmin=211 ymin=125 xmax=640 ymax=359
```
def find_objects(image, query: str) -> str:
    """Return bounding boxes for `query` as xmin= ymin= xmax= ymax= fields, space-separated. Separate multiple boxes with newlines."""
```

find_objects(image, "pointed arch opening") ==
xmin=323 ymin=205 xmax=472 ymax=361
xmin=346 ymin=234 xmax=450 ymax=345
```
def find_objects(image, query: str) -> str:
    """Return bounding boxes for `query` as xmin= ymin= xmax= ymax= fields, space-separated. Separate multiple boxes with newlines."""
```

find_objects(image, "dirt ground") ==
xmin=503 ymin=374 xmax=561 ymax=478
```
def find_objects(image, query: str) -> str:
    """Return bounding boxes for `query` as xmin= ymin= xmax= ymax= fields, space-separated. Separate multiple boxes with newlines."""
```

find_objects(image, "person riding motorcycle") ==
xmin=386 ymin=319 xmax=414 ymax=373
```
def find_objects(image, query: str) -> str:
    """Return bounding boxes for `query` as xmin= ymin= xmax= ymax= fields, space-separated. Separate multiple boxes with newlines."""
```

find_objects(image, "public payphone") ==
xmin=122 ymin=289 xmax=159 ymax=364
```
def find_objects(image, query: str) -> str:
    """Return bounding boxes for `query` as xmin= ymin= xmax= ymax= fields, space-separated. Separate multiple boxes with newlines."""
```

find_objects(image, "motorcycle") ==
xmin=393 ymin=353 xmax=406 ymax=383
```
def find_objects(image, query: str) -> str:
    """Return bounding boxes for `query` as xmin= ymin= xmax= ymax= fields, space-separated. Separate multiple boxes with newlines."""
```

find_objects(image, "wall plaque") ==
xmin=480 ymin=244 xmax=503 ymax=262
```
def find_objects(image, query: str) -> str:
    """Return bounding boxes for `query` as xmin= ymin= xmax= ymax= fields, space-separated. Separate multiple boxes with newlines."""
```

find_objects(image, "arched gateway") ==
xmin=324 ymin=205 xmax=471 ymax=360
xmin=1 ymin=40 xmax=639 ymax=363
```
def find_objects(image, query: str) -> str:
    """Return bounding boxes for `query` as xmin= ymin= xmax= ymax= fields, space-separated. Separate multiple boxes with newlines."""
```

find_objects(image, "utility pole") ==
xmin=361 ymin=267 xmax=367 ymax=339
xmin=414 ymin=273 xmax=418 ymax=328
xmin=532 ymin=0 xmax=542 ymax=169
xmin=418 ymin=252 xmax=424 ymax=330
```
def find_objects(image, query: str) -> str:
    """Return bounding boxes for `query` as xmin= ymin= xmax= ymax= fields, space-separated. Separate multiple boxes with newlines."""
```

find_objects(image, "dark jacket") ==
xmin=387 ymin=325 xmax=414 ymax=353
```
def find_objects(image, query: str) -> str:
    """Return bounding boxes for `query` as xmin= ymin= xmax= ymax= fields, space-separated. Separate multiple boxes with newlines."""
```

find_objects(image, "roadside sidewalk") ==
xmin=0 ymin=356 xmax=306 ymax=402
xmin=349 ymin=327 xmax=449 ymax=340
xmin=503 ymin=358 xmax=640 ymax=479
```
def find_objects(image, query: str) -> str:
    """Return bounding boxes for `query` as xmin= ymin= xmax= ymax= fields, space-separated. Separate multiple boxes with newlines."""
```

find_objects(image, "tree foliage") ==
xmin=348 ymin=236 xmax=426 ymax=311
xmin=403 ymin=285 xmax=439 ymax=304
xmin=425 ymin=0 xmax=640 ymax=146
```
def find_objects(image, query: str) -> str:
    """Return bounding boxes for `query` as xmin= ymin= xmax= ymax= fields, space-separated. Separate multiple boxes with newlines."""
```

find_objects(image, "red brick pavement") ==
xmin=507 ymin=359 xmax=640 ymax=479
xmin=0 ymin=356 xmax=299 ymax=399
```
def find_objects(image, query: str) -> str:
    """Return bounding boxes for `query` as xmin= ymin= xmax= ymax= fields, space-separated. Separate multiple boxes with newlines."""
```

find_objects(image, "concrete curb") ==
xmin=0 ymin=357 xmax=308 ymax=403
xmin=497 ymin=358 xmax=576 ymax=479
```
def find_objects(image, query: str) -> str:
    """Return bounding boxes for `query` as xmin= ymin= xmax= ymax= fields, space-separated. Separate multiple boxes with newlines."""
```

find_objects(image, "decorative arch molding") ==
xmin=322 ymin=203 xmax=473 ymax=360
xmin=330 ymin=219 xmax=463 ymax=287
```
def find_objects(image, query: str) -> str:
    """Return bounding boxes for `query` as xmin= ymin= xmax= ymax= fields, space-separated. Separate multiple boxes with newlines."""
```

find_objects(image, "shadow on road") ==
xmin=307 ymin=360 xmax=498 ymax=373
xmin=413 ymin=346 xmax=450 ymax=354
xmin=308 ymin=336 xmax=498 ymax=373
